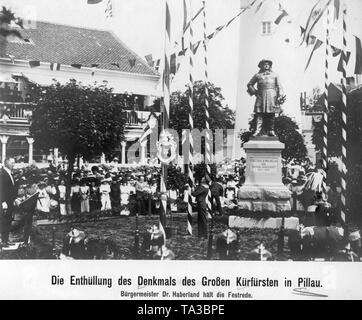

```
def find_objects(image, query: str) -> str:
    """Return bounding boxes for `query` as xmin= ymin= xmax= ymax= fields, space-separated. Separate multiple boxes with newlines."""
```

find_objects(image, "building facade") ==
xmin=0 ymin=21 xmax=160 ymax=167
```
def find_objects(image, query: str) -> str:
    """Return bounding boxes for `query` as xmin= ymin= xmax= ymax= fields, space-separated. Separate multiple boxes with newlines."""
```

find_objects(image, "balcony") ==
xmin=125 ymin=110 xmax=159 ymax=127
xmin=0 ymin=102 xmax=34 ymax=124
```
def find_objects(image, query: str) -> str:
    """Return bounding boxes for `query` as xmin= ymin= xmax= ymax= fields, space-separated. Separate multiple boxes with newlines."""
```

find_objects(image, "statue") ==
xmin=247 ymin=59 xmax=286 ymax=136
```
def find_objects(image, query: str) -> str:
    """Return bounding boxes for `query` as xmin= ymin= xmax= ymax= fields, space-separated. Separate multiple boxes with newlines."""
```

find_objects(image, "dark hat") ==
xmin=258 ymin=59 xmax=273 ymax=68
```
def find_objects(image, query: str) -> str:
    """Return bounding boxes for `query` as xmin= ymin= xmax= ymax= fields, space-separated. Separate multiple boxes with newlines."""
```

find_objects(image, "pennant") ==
xmin=128 ymin=58 xmax=136 ymax=68
xmin=91 ymin=63 xmax=99 ymax=76
xmin=334 ymin=0 xmax=340 ymax=20
xmin=111 ymin=62 xmax=120 ymax=68
xmin=302 ymin=0 xmax=331 ymax=45
xmin=71 ymin=64 xmax=82 ymax=69
xmin=29 ymin=60 xmax=40 ymax=68
xmin=50 ymin=62 xmax=61 ymax=71
xmin=192 ymin=40 xmax=201 ymax=54
xmin=183 ymin=0 xmax=187 ymax=32
xmin=6 ymin=54 xmax=15 ymax=64
xmin=354 ymin=36 xmax=362 ymax=75
xmin=87 ymin=0 xmax=103 ymax=4
xmin=274 ymin=10 xmax=288 ymax=25
xmin=337 ymin=51 xmax=351 ymax=72
xmin=155 ymin=59 xmax=161 ymax=71
xmin=331 ymin=45 xmax=341 ymax=57
xmin=170 ymin=53 xmax=176 ymax=75
xmin=145 ymin=54 xmax=153 ymax=66
xmin=300 ymin=26 xmax=306 ymax=37
xmin=255 ymin=1 xmax=264 ymax=13
xmin=305 ymin=39 xmax=323 ymax=71
xmin=307 ymin=35 xmax=317 ymax=46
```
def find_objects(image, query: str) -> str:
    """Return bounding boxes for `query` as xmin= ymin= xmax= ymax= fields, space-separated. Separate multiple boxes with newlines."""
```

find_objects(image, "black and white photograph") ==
xmin=0 ymin=0 xmax=362 ymax=301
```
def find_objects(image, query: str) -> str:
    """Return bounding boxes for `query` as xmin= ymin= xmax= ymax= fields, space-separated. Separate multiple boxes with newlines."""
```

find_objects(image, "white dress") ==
xmin=36 ymin=188 xmax=50 ymax=213
xmin=100 ymin=183 xmax=111 ymax=211
xmin=58 ymin=185 xmax=67 ymax=215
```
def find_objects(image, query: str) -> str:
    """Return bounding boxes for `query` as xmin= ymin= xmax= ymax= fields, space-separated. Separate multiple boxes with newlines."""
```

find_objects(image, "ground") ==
xmin=0 ymin=213 xmax=292 ymax=260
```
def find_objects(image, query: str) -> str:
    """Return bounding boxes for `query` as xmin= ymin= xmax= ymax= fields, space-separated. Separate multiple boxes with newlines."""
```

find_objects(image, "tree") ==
xmin=168 ymin=81 xmax=235 ymax=135
xmin=29 ymin=80 xmax=129 ymax=186
xmin=240 ymin=115 xmax=308 ymax=162
xmin=0 ymin=6 xmax=23 ymax=57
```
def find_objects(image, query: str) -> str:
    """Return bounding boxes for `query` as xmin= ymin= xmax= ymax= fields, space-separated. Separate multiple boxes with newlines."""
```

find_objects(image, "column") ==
xmin=140 ymin=141 xmax=147 ymax=165
xmin=0 ymin=135 xmax=9 ymax=165
xmin=121 ymin=141 xmax=127 ymax=165
xmin=26 ymin=137 xmax=34 ymax=165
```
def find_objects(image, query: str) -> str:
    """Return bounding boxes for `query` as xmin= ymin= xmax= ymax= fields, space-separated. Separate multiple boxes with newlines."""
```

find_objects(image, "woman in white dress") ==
xmin=57 ymin=179 xmax=67 ymax=216
xmin=120 ymin=180 xmax=131 ymax=216
xmin=80 ymin=180 xmax=90 ymax=213
xmin=36 ymin=182 xmax=51 ymax=214
xmin=99 ymin=179 xmax=112 ymax=211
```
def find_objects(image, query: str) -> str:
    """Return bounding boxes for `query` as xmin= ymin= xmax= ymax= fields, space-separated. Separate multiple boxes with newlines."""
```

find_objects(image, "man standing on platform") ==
xmin=0 ymin=157 xmax=17 ymax=246
xmin=247 ymin=59 xmax=285 ymax=136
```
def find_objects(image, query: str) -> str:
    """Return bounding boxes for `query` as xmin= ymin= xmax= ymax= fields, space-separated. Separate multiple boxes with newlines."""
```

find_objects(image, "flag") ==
xmin=305 ymin=39 xmax=323 ymax=71
xmin=300 ymin=26 xmax=306 ymax=37
xmin=71 ymin=64 xmax=82 ymax=69
xmin=192 ymin=40 xmax=201 ymax=54
xmin=50 ymin=62 xmax=61 ymax=71
xmin=105 ymin=0 xmax=113 ymax=18
xmin=274 ymin=10 xmax=288 ymax=25
xmin=183 ymin=6 xmax=204 ymax=33
xmin=91 ymin=63 xmax=99 ymax=76
xmin=337 ymin=51 xmax=351 ymax=72
xmin=170 ymin=53 xmax=176 ymax=75
xmin=128 ymin=58 xmax=136 ymax=68
xmin=155 ymin=59 xmax=160 ymax=71
xmin=307 ymin=35 xmax=317 ymax=46
xmin=29 ymin=60 xmax=40 ymax=68
xmin=302 ymin=0 xmax=331 ymax=45
xmin=87 ymin=0 xmax=103 ymax=4
xmin=355 ymin=36 xmax=362 ymax=75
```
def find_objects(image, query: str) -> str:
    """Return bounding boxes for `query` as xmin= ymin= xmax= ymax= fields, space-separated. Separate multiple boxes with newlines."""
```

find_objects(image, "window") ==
xmin=261 ymin=21 xmax=272 ymax=35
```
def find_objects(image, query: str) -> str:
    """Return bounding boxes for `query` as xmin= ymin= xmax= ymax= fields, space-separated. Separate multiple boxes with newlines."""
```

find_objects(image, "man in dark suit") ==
xmin=210 ymin=177 xmax=224 ymax=215
xmin=0 ymin=157 xmax=17 ymax=246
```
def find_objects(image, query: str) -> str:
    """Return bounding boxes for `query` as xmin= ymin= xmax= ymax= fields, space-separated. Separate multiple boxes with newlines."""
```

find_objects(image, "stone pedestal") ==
xmin=238 ymin=137 xmax=291 ymax=213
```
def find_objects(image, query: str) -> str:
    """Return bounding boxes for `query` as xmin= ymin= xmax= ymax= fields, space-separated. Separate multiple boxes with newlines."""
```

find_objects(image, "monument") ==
xmin=237 ymin=60 xmax=292 ymax=215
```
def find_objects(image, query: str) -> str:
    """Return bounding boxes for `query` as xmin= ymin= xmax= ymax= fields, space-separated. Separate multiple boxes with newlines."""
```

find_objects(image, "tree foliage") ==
xmin=0 ymin=6 xmax=23 ymax=39
xmin=168 ymin=81 xmax=235 ymax=135
xmin=29 ymin=80 xmax=128 ymax=181
xmin=240 ymin=115 xmax=308 ymax=162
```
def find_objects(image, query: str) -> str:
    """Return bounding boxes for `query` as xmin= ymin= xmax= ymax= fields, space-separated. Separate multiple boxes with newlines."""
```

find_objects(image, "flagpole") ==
xmin=322 ymin=4 xmax=331 ymax=190
xmin=159 ymin=0 xmax=171 ymax=242
xmin=187 ymin=0 xmax=194 ymax=236
xmin=340 ymin=3 xmax=347 ymax=225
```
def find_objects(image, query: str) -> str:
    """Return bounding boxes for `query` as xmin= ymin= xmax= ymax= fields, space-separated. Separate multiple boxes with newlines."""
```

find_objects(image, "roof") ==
xmin=1 ymin=21 xmax=158 ymax=76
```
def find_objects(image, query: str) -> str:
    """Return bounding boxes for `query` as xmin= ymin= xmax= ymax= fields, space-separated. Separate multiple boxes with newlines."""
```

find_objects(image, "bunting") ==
xmin=305 ymin=39 xmax=323 ymax=71
xmin=105 ymin=0 xmax=113 ymax=19
xmin=50 ymin=62 xmax=61 ymax=71
xmin=29 ymin=60 xmax=40 ymax=68
xmin=274 ymin=9 xmax=288 ymax=25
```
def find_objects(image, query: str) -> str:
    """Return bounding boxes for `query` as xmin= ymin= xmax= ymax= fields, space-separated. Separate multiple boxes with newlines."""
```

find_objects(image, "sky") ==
xmin=2 ymin=0 xmax=362 ymax=116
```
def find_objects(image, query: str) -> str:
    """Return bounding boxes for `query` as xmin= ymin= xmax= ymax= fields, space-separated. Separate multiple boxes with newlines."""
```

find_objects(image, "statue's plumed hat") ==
xmin=258 ymin=59 xmax=273 ymax=68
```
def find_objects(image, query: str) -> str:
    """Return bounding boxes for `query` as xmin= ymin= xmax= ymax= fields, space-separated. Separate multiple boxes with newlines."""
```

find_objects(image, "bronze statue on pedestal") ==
xmin=247 ymin=59 xmax=286 ymax=136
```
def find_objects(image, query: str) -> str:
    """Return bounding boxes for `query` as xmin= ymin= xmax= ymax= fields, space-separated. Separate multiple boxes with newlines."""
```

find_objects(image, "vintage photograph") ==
xmin=0 ymin=0 xmax=362 ymax=264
